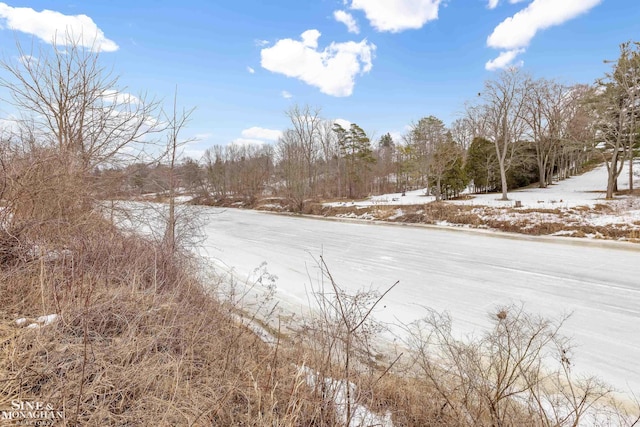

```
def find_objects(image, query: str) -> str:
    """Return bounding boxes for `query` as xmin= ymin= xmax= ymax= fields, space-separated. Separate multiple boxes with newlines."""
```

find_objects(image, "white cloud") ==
xmin=231 ymin=138 xmax=266 ymax=146
xmin=254 ymin=39 xmax=270 ymax=47
xmin=102 ymin=89 xmax=140 ymax=105
xmin=241 ymin=126 xmax=282 ymax=141
xmin=485 ymin=0 xmax=601 ymax=71
xmin=487 ymin=0 xmax=602 ymax=50
xmin=0 ymin=116 xmax=20 ymax=136
xmin=18 ymin=54 xmax=37 ymax=66
xmin=260 ymin=29 xmax=375 ymax=97
xmin=487 ymin=0 xmax=528 ymax=10
xmin=247 ymin=66 xmax=255 ymax=74
xmin=182 ymin=148 xmax=205 ymax=160
xmin=281 ymin=91 xmax=293 ymax=99
xmin=0 ymin=2 xmax=118 ymax=52
xmin=349 ymin=0 xmax=443 ymax=33
xmin=193 ymin=133 xmax=213 ymax=141
xmin=485 ymin=48 xmax=524 ymax=71
xmin=333 ymin=118 xmax=352 ymax=129
xmin=388 ymin=130 xmax=404 ymax=143
xmin=334 ymin=10 xmax=360 ymax=34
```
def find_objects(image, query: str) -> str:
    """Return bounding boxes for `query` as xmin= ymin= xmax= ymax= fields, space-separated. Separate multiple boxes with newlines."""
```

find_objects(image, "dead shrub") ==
xmin=0 ymin=223 xmax=31 ymax=268
xmin=403 ymin=305 xmax=620 ymax=427
xmin=301 ymin=201 xmax=324 ymax=216
xmin=4 ymin=148 xmax=92 ymax=227
xmin=0 ymin=216 xmax=329 ymax=426
xmin=399 ymin=213 xmax=428 ymax=223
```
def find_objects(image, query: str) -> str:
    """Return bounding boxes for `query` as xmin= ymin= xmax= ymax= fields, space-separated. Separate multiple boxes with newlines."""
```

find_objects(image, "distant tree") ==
xmin=277 ymin=129 xmax=309 ymax=210
xmin=524 ymin=78 xmax=565 ymax=188
xmin=475 ymin=68 xmax=530 ymax=200
xmin=465 ymin=137 xmax=499 ymax=193
xmin=430 ymin=138 xmax=468 ymax=200
xmin=285 ymin=104 xmax=322 ymax=196
xmin=333 ymin=123 xmax=376 ymax=198
xmin=317 ymin=119 xmax=341 ymax=197
xmin=395 ymin=144 xmax=417 ymax=193
xmin=593 ymin=42 xmax=640 ymax=199
xmin=592 ymin=41 xmax=640 ymax=198
xmin=442 ymin=153 xmax=468 ymax=199
xmin=450 ymin=117 xmax=474 ymax=154
xmin=407 ymin=116 xmax=448 ymax=192
xmin=375 ymin=133 xmax=396 ymax=193
xmin=178 ymin=157 xmax=205 ymax=193
xmin=379 ymin=133 xmax=394 ymax=149
xmin=203 ymin=146 xmax=229 ymax=199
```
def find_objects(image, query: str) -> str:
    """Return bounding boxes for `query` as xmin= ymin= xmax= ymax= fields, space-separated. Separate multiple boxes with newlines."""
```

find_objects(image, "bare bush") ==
xmin=0 ymin=218 xmax=328 ymax=426
xmin=296 ymin=255 xmax=398 ymax=426
xmin=403 ymin=305 xmax=629 ymax=427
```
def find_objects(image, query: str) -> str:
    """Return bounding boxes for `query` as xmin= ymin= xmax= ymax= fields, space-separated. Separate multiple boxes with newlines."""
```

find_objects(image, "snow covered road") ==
xmin=193 ymin=207 xmax=640 ymax=394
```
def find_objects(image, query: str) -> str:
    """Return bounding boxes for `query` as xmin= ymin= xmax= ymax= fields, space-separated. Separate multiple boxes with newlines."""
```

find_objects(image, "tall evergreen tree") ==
xmin=465 ymin=137 xmax=499 ymax=193
xmin=333 ymin=123 xmax=376 ymax=198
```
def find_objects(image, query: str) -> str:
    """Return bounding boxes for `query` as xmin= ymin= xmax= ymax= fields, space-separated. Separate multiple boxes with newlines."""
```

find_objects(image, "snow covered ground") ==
xmin=119 ymin=162 xmax=640 ymax=409
xmin=324 ymin=162 xmax=640 ymax=239
xmin=188 ymin=205 xmax=640 ymax=397
xmin=327 ymin=161 xmax=639 ymax=209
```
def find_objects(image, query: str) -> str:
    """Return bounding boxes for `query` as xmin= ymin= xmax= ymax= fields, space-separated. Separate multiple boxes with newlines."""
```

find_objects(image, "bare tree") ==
xmin=477 ymin=68 xmax=530 ymax=200
xmin=162 ymin=89 xmax=195 ymax=254
xmin=405 ymin=305 xmax=620 ymax=427
xmin=463 ymin=102 xmax=491 ymax=141
xmin=285 ymin=104 xmax=322 ymax=197
xmin=524 ymin=78 xmax=581 ymax=188
xmin=450 ymin=117 xmax=474 ymax=154
xmin=0 ymin=36 xmax=163 ymax=226
xmin=276 ymin=129 xmax=310 ymax=210
xmin=317 ymin=119 xmax=341 ymax=197
xmin=592 ymin=42 xmax=640 ymax=199
xmin=202 ymin=145 xmax=229 ymax=199
xmin=0 ymin=37 xmax=162 ymax=174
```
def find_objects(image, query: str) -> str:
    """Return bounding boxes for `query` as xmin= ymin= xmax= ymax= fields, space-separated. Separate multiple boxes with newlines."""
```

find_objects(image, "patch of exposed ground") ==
xmin=254 ymin=198 xmax=640 ymax=243
xmin=181 ymin=189 xmax=640 ymax=242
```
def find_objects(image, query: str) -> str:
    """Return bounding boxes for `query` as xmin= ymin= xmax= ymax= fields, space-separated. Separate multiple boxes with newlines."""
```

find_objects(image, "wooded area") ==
xmin=109 ymin=43 xmax=640 ymax=210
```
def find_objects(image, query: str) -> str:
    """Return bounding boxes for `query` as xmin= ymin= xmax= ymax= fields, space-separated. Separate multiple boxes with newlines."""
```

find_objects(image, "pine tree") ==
xmin=465 ymin=137 xmax=499 ymax=193
xmin=333 ymin=123 xmax=376 ymax=198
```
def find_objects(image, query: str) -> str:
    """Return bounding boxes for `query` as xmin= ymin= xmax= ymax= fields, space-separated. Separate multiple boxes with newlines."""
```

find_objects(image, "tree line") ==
xmin=121 ymin=42 xmax=639 ymax=210
xmin=1 ymin=35 xmax=638 ymax=426
xmin=5 ymin=39 xmax=635 ymax=212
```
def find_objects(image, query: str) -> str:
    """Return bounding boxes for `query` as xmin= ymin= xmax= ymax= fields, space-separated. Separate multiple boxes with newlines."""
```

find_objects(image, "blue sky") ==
xmin=1 ymin=0 xmax=639 ymax=159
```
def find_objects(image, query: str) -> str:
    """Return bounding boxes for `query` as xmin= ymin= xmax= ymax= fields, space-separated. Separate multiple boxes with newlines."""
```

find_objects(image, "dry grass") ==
xmin=285 ymin=198 xmax=640 ymax=242
xmin=0 ymin=148 xmax=362 ymax=426
xmin=2 ymin=213 xmax=637 ymax=426
xmin=2 ymin=149 xmax=636 ymax=426
xmin=0 ymin=215 xmax=328 ymax=425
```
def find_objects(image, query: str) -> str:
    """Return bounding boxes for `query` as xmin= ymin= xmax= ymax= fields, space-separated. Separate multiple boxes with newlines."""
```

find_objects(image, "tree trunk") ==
xmin=630 ymin=156 xmax=634 ymax=193
xmin=537 ymin=157 xmax=546 ymax=189
xmin=606 ymin=151 xmax=619 ymax=199
xmin=498 ymin=157 xmax=509 ymax=200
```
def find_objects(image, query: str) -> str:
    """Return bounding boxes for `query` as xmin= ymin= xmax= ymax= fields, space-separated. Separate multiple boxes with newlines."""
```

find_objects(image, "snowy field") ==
xmin=324 ymin=162 xmax=640 ymax=238
xmin=120 ymin=162 xmax=640 ymax=404
xmin=187 ymin=205 xmax=640 ymax=397
xmin=328 ymin=161 xmax=639 ymax=209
